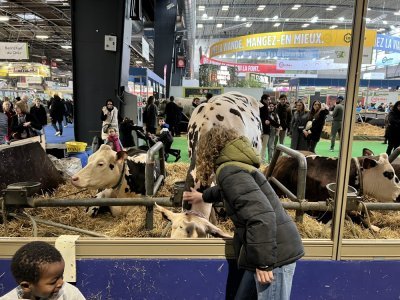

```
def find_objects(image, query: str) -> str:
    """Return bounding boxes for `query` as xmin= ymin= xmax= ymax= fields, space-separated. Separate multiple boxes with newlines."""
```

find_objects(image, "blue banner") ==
xmin=375 ymin=34 xmax=400 ymax=52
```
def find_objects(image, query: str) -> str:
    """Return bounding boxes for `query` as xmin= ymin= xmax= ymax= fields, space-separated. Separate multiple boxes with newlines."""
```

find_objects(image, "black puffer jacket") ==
xmin=203 ymin=137 xmax=304 ymax=271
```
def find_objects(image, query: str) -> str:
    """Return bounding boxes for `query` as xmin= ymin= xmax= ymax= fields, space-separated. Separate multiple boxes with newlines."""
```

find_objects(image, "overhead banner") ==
xmin=210 ymin=29 xmax=377 ymax=57
xmin=200 ymin=55 xmax=284 ymax=74
xmin=375 ymin=34 xmax=400 ymax=53
xmin=0 ymin=42 xmax=29 ymax=60
xmin=374 ymin=52 xmax=400 ymax=67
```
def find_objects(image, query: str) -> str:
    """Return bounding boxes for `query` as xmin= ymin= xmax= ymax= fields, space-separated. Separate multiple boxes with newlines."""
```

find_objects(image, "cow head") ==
xmin=362 ymin=153 xmax=400 ymax=202
xmin=155 ymin=204 xmax=231 ymax=239
xmin=71 ymin=144 xmax=129 ymax=189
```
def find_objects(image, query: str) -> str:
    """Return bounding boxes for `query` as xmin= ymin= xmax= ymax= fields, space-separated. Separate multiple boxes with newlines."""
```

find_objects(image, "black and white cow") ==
xmin=268 ymin=152 xmax=400 ymax=204
xmin=185 ymin=92 xmax=263 ymax=219
xmin=71 ymin=144 xmax=158 ymax=217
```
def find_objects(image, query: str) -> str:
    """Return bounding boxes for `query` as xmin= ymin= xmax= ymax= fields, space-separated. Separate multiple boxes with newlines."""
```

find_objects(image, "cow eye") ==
xmin=98 ymin=162 xmax=104 ymax=167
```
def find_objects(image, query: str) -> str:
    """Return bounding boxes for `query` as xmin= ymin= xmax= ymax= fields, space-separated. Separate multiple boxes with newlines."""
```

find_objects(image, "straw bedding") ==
xmin=1 ymin=162 xmax=399 ymax=239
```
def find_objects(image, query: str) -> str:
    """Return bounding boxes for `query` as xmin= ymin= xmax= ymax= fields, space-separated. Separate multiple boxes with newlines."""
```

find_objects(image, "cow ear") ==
xmin=362 ymin=148 xmax=374 ymax=157
xmin=154 ymin=203 xmax=177 ymax=222
xmin=363 ymin=157 xmax=378 ymax=169
xmin=116 ymin=151 xmax=128 ymax=163
xmin=203 ymin=220 xmax=232 ymax=238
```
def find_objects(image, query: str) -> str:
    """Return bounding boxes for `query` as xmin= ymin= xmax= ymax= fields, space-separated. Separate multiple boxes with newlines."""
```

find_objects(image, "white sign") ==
xmin=0 ymin=42 xmax=28 ymax=60
xmin=264 ymin=73 xmax=318 ymax=78
xmin=368 ymin=91 xmax=398 ymax=104
xmin=17 ymin=82 xmax=29 ymax=88
xmin=363 ymin=72 xmax=385 ymax=80
xmin=276 ymin=59 xmax=347 ymax=70
xmin=142 ymin=37 xmax=149 ymax=61
xmin=26 ymin=76 xmax=43 ymax=84
xmin=332 ymin=46 xmax=373 ymax=64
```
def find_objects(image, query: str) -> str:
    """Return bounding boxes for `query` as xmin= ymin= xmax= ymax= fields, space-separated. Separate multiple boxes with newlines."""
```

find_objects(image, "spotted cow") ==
xmin=185 ymin=92 xmax=262 ymax=218
xmin=155 ymin=204 xmax=232 ymax=239
xmin=71 ymin=144 xmax=158 ymax=217
xmin=268 ymin=152 xmax=400 ymax=205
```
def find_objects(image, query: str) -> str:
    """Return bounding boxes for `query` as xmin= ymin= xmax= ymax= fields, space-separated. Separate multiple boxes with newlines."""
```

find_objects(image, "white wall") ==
xmin=224 ymin=87 xmax=264 ymax=100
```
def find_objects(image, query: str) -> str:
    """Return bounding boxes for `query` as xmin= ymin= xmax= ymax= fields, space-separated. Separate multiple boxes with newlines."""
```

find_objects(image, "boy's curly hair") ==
xmin=196 ymin=126 xmax=240 ymax=186
xmin=11 ymin=241 xmax=63 ymax=284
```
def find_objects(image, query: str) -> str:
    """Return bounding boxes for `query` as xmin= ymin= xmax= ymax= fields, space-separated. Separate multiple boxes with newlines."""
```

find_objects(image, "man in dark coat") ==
xmin=50 ymin=95 xmax=65 ymax=136
xmin=30 ymin=98 xmax=48 ymax=129
xmin=275 ymin=94 xmax=292 ymax=145
xmin=330 ymin=96 xmax=344 ymax=151
xmin=165 ymin=96 xmax=181 ymax=137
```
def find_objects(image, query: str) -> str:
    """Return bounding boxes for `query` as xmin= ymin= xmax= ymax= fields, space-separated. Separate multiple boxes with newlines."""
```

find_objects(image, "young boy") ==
xmin=147 ymin=117 xmax=181 ymax=162
xmin=1 ymin=241 xmax=85 ymax=300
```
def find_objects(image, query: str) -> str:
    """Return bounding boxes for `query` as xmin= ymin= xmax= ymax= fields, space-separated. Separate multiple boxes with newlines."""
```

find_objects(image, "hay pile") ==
xmin=1 ymin=162 xmax=400 ymax=239
xmin=323 ymin=123 xmax=384 ymax=137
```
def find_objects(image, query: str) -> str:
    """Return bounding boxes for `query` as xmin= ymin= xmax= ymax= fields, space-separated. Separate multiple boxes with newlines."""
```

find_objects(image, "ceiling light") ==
xmin=0 ymin=16 xmax=9 ymax=21
xmin=394 ymin=12 xmax=400 ymax=16
xmin=329 ymin=25 xmax=338 ymax=29
xmin=197 ymin=23 xmax=203 ymax=28
xmin=241 ymin=17 xmax=247 ymax=21
xmin=198 ymin=5 xmax=205 ymax=11
xmin=202 ymin=13 xmax=208 ymax=19
xmin=272 ymin=15 xmax=279 ymax=20
xmin=264 ymin=17 xmax=269 ymax=21
xmin=285 ymin=18 xmax=289 ymax=21
xmin=234 ymin=15 xmax=240 ymax=20
xmin=61 ymin=45 xmax=72 ymax=49
xmin=311 ymin=16 xmax=318 ymax=23
xmin=338 ymin=17 xmax=345 ymax=21
xmin=302 ymin=23 xmax=310 ymax=28
xmin=222 ymin=5 xmax=229 ymax=11
xmin=257 ymin=5 xmax=266 ymax=11
xmin=135 ymin=60 xmax=142 ymax=64
xmin=17 ymin=13 xmax=42 ymax=21
xmin=273 ymin=23 xmax=281 ymax=27
xmin=245 ymin=23 xmax=252 ymax=27
xmin=382 ymin=20 xmax=387 ymax=24
xmin=216 ymin=23 xmax=222 ymax=28
xmin=54 ymin=58 xmax=63 ymax=62
xmin=326 ymin=8 xmax=333 ymax=11
xmin=292 ymin=5 xmax=301 ymax=10
xmin=36 ymin=35 xmax=49 ymax=39
xmin=208 ymin=16 xmax=213 ymax=20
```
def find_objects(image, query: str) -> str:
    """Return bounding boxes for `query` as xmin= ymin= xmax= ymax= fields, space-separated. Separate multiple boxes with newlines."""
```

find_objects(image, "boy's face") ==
xmin=24 ymin=261 xmax=65 ymax=299
xmin=108 ymin=129 xmax=116 ymax=136
xmin=159 ymin=119 xmax=165 ymax=126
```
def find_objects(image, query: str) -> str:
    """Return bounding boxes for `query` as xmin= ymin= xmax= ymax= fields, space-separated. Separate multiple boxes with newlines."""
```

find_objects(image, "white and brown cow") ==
xmin=185 ymin=92 xmax=263 ymax=219
xmin=71 ymin=144 xmax=157 ymax=217
xmin=268 ymin=152 xmax=400 ymax=204
xmin=155 ymin=204 xmax=232 ymax=239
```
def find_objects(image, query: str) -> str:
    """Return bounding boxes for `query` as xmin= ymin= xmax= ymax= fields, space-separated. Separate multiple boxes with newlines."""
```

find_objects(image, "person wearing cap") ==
xmin=330 ymin=96 xmax=344 ymax=151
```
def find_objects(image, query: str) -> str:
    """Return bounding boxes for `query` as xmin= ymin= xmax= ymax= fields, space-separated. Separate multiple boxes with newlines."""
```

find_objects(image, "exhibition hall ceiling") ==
xmin=0 ymin=0 xmax=399 ymax=73
xmin=195 ymin=0 xmax=400 ymax=40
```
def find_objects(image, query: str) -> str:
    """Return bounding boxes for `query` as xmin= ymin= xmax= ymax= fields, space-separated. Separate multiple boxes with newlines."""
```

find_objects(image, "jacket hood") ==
xmin=216 ymin=136 xmax=260 ymax=168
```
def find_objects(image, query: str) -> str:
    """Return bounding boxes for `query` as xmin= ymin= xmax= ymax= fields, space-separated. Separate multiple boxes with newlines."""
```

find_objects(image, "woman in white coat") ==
xmin=100 ymin=99 xmax=119 ymax=141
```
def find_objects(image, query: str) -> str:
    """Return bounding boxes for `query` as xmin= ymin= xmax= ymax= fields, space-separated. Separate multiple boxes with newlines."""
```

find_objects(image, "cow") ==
xmin=71 ymin=144 xmax=157 ymax=217
xmin=267 ymin=152 xmax=400 ymax=205
xmin=154 ymin=204 xmax=231 ymax=239
xmin=185 ymin=92 xmax=263 ymax=219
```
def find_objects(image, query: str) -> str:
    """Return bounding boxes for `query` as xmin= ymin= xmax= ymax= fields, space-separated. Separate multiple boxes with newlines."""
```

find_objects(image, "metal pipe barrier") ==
xmin=145 ymin=141 xmax=166 ymax=196
xmin=281 ymin=200 xmax=400 ymax=212
xmin=389 ymin=146 xmax=400 ymax=163
xmin=8 ymin=212 xmax=107 ymax=237
xmin=266 ymin=144 xmax=308 ymax=222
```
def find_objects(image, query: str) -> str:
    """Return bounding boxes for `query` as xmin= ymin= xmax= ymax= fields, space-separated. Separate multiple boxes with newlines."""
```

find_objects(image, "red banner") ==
xmin=200 ymin=55 xmax=284 ymax=74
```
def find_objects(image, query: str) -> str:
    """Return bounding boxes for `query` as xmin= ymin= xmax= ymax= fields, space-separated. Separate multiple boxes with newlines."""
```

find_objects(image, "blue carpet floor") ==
xmin=44 ymin=123 xmax=75 ymax=144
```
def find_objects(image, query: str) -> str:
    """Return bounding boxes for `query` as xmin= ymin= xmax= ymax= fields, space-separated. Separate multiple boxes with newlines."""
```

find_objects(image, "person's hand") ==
xmin=23 ymin=122 xmax=31 ymax=127
xmin=102 ymin=106 xmax=108 ymax=114
xmin=321 ymin=103 xmax=328 ymax=110
xmin=183 ymin=188 xmax=204 ymax=204
xmin=256 ymin=268 xmax=274 ymax=284
xmin=303 ymin=130 xmax=309 ymax=137
xmin=265 ymin=120 xmax=270 ymax=125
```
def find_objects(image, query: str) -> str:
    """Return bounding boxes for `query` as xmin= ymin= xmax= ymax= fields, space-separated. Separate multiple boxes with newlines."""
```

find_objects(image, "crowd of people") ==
xmin=0 ymin=94 xmax=73 ymax=144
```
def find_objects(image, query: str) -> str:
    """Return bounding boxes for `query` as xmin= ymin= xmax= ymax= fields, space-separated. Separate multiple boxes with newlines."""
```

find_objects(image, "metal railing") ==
xmin=265 ymin=144 xmax=307 ymax=222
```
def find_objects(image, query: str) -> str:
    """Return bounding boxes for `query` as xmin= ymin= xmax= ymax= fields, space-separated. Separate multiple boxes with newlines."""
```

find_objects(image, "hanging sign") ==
xmin=209 ymin=29 xmax=377 ymax=57
xmin=0 ymin=42 xmax=29 ymax=60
